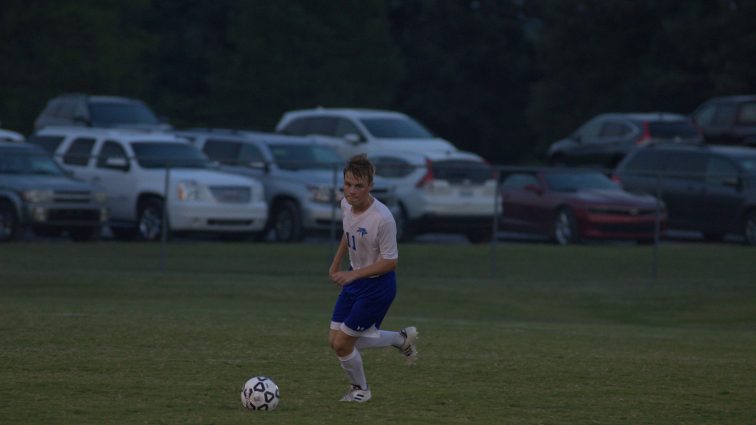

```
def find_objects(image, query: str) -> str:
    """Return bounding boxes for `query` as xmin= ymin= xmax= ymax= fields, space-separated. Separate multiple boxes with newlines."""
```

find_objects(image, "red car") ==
xmin=499 ymin=169 xmax=666 ymax=244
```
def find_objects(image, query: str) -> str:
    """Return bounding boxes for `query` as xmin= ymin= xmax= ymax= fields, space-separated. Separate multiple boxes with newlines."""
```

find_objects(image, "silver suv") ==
xmin=174 ymin=129 xmax=398 ymax=242
xmin=0 ymin=142 xmax=107 ymax=241
xmin=27 ymin=127 xmax=268 ymax=240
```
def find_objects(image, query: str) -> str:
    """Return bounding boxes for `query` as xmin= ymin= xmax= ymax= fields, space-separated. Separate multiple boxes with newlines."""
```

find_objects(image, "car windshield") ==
xmin=545 ymin=172 xmax=619 ymax=192
xmin=0 ymin=150 xmax=65 ymax=176
xmin=269 ymin=144 xmax=343 ymax=171
xmin=360 ymin=117 xmax=433 ymax=139
xmin=648 ymin=121 xmax=699 ymax=138
xmin=89 ymin=101 xmax=160 ymax=126
xmin=131 ymin=142 xmax=211 ymax=169
xmin=432 ymin=160 xmax=493 ymax=184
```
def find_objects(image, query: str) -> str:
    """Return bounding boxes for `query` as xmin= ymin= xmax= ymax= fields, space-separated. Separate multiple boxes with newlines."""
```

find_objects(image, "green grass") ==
xmin=0 ymin=242 xmax=754 ymax=424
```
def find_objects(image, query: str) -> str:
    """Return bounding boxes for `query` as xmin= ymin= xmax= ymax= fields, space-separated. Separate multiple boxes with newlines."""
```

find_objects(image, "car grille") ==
xmin=595 ymin=222 xmax=658 ymax=233
xmin=53 ymin=190 xmax=92 ymax=204
xmin=209 ymin=186 xmax=251 ymax=203
xmin=47 ymin=209 xmax=101 ymax=221
xmin=587 ymin=207 xmax=657 ymax=216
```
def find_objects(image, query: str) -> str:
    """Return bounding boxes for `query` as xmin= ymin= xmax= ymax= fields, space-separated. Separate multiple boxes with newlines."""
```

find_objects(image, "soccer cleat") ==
xmin=399 ymin=326 xmax=418 ymax=365
xmin=339 ymin=385 xmax=372 ymax=403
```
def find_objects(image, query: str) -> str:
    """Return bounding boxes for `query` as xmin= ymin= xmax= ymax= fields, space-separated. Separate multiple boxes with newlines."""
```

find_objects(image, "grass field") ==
xmin=1 ymin=241 xmax=754 ymax=424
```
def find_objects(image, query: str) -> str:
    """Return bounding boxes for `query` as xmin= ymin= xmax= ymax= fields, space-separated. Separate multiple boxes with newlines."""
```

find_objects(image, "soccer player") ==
xmin=328 ymin=154 xmax=418 ymax=403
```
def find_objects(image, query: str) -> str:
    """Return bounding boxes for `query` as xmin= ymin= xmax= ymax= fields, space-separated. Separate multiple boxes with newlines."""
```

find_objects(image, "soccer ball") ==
xmin=241 ymin=376 xmax=280 ymax=411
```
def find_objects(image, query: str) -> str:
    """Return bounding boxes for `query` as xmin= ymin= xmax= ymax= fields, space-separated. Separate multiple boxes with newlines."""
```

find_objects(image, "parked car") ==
xmin=690 ymin=95 xmax=756 ymax=147
xmin=0 ymin=125 xmax=24 ymax=143
xmin=0 ymin=141 xmax=107 ymax=241
xmin=275 ymin=107 xmax=457 ymax=158
xmin=547 ymin=112 xmax=702 ymax=168
xmin=34 ymin=93 xmax=170 ymax=130
xmin=370 ymin=149 xmax=497 ymax=243
xmin=174 ymin=128 xmax=399 ymax=242
xmin=613 ymin=143 xmax=756 ymax=245
xmin=499 ymin=168 xmax=666 ymax=245
xmin=26 ymin=127 xmax=267 ymax=240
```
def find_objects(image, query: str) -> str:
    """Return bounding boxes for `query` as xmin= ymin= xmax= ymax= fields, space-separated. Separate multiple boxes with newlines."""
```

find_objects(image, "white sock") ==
xmin=356 ymin=330 xmax=403 ymax=350
xmin=338 ymin=349 xmax=367 ymax=389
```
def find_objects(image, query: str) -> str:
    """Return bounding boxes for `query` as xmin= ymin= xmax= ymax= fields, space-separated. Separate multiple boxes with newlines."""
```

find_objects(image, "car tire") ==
xmin=0 ymin=201 xmax=21 ymax=242
xmin=744 ymin=209 xmax=756 ymax=246
xmin=272 ymin=200 xmax=304 ymax=242
xmin=70 ymin=226 xmax=101 ymax=242
xmin=553 ymin=208 xmax=580 ymax=245
xmin=395 ymin=204 xmax=414 ymax=243
xmin=138 ymin=198 xmax=166 ymax=241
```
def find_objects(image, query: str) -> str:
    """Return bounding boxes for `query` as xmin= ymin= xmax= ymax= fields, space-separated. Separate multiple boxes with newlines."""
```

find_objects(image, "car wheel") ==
xmin=0 ymin=201 xmax=21 ymax=242
xmin=553 ymin=208 xmax=579 ymax=245
xmin=138 ymin=198 xmax=165 ymax=241
xmin=744 ymin=210 xmax=756 ymax=246
xmin=272 ymin=200 xmax=304 ymax=242
xmin=70 ymin=226 xmax=101 ymax=242
xmin=395 ymin=204 xmax=414 ymax=242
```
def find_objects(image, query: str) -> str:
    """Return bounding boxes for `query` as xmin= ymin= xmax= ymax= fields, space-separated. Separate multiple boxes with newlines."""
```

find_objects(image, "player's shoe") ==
xmin=399 ymin=326 xmax=418 ymax=365
xmin=339 ymin=385 xmax=372 ymax=403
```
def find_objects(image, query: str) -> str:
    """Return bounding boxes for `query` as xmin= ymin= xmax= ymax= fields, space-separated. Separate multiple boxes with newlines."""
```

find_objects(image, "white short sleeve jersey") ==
xmin=341 ymin=196 xmax=398 ymax=271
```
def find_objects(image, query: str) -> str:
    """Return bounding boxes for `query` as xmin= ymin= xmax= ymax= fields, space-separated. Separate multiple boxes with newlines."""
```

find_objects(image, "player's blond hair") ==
xmin=343 ymin=154 xmax=375 ymax=185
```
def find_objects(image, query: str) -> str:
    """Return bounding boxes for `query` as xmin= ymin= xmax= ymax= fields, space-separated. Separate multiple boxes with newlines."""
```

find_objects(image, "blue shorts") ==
xmin=330 ymin=271 xmax=397 ymax=336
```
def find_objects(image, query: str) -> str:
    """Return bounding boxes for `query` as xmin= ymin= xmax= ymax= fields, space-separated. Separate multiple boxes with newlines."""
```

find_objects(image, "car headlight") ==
xmin=308 ymin=185 xmax=341 ymax=203
xmin=177 ymin=180 xmax=200 ymax=201
xmin=22 ymin=189 xmax=54 ymax=203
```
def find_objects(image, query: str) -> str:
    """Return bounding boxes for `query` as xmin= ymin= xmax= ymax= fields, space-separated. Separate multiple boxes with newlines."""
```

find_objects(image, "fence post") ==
xmin=651 ymin=171 xmax=662 ymax=280
xmin=160 ymin=163 xmax=170 ymax=272
xmin=490 ymin=167 xmax=501 ymax=279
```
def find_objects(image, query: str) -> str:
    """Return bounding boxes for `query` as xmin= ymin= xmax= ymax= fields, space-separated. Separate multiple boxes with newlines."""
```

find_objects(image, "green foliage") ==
xmin=0 ymin=242 xmax=754 ymax=424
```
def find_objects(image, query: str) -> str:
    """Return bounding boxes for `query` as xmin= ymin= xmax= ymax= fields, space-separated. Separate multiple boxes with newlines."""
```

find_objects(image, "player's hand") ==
xmin=330 ymin=271 xmax=355 ymax=287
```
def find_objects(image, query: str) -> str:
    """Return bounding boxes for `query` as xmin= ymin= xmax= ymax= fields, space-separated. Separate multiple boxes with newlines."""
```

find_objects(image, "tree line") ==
xmin=1 ymin=0 xmax=753 ymax=164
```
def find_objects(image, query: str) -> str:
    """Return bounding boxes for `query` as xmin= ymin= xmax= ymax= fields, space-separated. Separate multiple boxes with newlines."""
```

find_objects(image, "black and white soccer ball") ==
xmin=241 ymin=376 xmax=280 ymax=411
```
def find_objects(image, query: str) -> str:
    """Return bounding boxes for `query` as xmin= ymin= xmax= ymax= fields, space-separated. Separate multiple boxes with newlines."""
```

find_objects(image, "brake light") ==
xmin=415 ymin=159 xmax=434 ymax=187
xmin=636 ymin=122 xmax=651 ymax=145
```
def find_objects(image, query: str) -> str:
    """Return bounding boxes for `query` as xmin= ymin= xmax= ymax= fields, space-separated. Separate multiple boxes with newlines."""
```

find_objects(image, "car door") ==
xmin=94 ymin=140 xmax=137 ymax=221
xmin=59 ymin=137 xmax=97 ymax=180
xmin=564 ymin=117 xmax=605 ymax=165
xmin=696 ymin=155 xmax=743 ymax=234
xmin=660 ymin=152 xmax=707 ymax=229
xmin=585 ymin=119 xmax=635 ymax=166
xmin=499 ymin=172 xmax=542 ymax=233
xmin=707 ymin=103 xmax=738 ymax=144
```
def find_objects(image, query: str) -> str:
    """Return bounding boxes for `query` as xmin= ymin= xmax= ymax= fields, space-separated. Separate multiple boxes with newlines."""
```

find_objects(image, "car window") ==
xmin=600 ymin=121 xmax=632 ymax=137
xmin=239 ymin=143 xmax=265 ymax=164
xmin=374 ymin=157 xmax=416 ymax=178
xmin=544 ymin=172 xmax=618 ymax=191
xmin=712 ymin=104 xmax=737 ymax=126
xmin=63 ymin=137 xmax=96 ymax=166
xmin=26 ymin=135 xmax=65 ymax=154
xmin=0 ymin=149 xmax=65 ymax=176
xmin=501 ymin=173 xmax=539 ymax=189
xmin=693 ymin=104 xmax=717 ymax=126
xmin=131 ymin=142 xmax=210 ymax=169
xmin=648 ymin=121 xmax=699 ymax=138
xmin=575 ymin=117 xmax=603 ymax=141
xmin=334 ymin=118 xmax=362 ymax=138
xmin=705 ymin=157 xmax=739 ymax=186
xmin=666 ymin=153 xmax=706 ymax=180
xmin=89 ymin=101 xmax=159 ymax=126
xmin=621 ymin=150 xmax=666 ymax=175
xmin=736 ymin=102 xmax=756 ymax=125
xmin=360 ymin=117 xmax=433 ymax=139
xmin=307 ymin=117 xmax=338 ymax=136
xmin=203 ymin=139 xmax=242 ymax=165
xmin=431 ymin=160 xmax=492 ymax=184
xmin=269 ymin=144 xmax=341 ymax=170
xmin=96 ymin=140 xmax=129 ymax=169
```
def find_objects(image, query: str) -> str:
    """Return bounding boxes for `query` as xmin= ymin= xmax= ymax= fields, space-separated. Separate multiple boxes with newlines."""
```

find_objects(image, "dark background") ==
xmin=1 ymin=0 xmax=754 ymax=164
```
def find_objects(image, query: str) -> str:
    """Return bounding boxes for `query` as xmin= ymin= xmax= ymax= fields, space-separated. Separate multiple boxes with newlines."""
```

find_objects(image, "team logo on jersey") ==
xmin=356 ymin=227 xmax=368 ymax=237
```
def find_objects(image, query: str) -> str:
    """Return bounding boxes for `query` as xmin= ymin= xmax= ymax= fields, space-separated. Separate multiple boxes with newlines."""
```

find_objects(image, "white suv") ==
xmin=27 ymin=127 xmax=268 ymax=240
xmin=275 ymin=108 xmax=457 ymax=158
xmin=370 ymin=150 xmax=497 ymax=243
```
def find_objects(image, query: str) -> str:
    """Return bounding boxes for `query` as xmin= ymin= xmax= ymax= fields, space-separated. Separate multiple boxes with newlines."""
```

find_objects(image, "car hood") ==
xmin=568 ymin=189 xmax=658 ymax=207
xmin=0 ymin=175 xmax=94 ymax=191
xmin=167 ymin=168 xmax=262 ymax=187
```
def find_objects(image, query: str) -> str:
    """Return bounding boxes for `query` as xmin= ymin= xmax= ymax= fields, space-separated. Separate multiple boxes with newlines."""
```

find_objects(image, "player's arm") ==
xmin=329 ymin=233 xmax=348 ymax=277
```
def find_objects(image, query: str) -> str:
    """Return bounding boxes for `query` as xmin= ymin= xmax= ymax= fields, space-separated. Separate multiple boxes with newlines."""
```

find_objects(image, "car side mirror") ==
xmin=104 ymin=157 xmax=129 ymax=171
xmin=343 ymin=133 xmax=363 ymax=145
xmin=248 ymin=161 xmax=269 ymax=172
xmin=524 ymin=184 xmax=543 ymax=195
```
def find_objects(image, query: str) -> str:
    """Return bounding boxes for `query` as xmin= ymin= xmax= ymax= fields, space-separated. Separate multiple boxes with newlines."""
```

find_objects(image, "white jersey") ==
xmin=341 ymin=196 xmax=398 ymax=271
